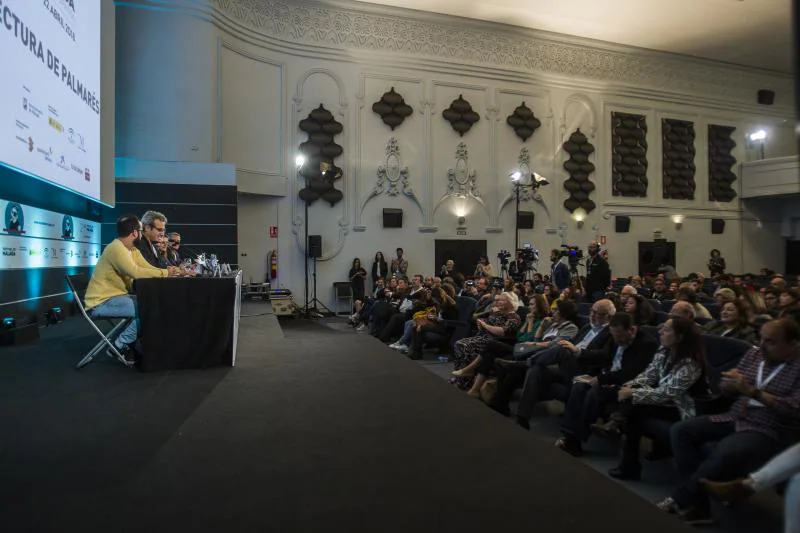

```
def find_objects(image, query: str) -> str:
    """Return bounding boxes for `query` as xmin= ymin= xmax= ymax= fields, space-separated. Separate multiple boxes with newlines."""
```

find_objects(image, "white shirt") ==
xmin=611 ymin=344 xmax=628 ymax=372
xmin=577 ymin=325 xmax=606 ymax=351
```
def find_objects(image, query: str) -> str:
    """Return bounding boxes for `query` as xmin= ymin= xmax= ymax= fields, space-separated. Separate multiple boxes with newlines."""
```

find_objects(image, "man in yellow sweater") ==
xmin=85 ymin=214 xmax=178 ymax=363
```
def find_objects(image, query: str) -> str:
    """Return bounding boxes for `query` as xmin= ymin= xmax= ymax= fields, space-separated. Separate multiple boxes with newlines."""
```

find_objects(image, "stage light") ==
xmin=509 ymin=171 xmax=522 ymax=182
xmin=749 ymin=130 xmax=767 ymax=141
xmin=532 ymin=172 xmax=550 ymax=186
xmin=295 ymin=154 xmax=306 ymax=168
xmin=46 ymin=306 xmax=64 ymax=326
xmin=2 ymin=317 xmax=15 ymax=330
xmin=572 ymin=207 xmax=587 ymax=229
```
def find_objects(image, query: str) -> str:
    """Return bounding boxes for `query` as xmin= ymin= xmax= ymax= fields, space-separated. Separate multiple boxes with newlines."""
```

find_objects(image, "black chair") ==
xmin=641 ymin=325 xmax=660 ymax=339
xmin=695 ymin=334 xmax=753 ymax=415
xmin=694 ymin=316 xmax=712 ymax=326
xmin=653 ymin=310 xmax=669 ymax=325
xmin=575 ymin=315 xmax=589 ymax=329
xmin=578 ymin=302 xmax=592 ymax=316
xmin=661 ymin=300 xmax=676 ymax=312
xmin=442 ymin=296 xmax=477 ymax=351
xmin=65 ymin=275 xmax=133 ymax=369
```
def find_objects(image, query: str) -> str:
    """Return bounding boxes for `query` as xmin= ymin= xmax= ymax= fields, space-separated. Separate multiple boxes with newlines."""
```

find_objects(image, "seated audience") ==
xmin=625 ymin=294 xmax=655 ymax=325
xmin=763 ymin=289 xmax=781 ymax=317
xmin=771 ymin=276 xmax=788 ymax=292
xmin=620 ymin=285 xmax=638 ymax=305
xmin=518 ymin=294 xmax=550 ymax=341
xmin=135 ymin=210 xmax=168 ymax=268
xmin=700 ymin=442 xmax=799 ymax=533
xmin=779 ymin=289 xmax=800 ymax=324
xmin=85 ymin=215 xmax=178 ymax=363
xmin=703 ymin=300 xmax=757 ymax=344
xmin=651 ymin=277 xmax=673 ymax=301
xmin=550 ymin=312 xmax=658 ymax=444
xmin=451 ymin=292 xmax=521 ymax=390
xmin=658 ymin=318 xmax=800 ymax=525
xmin=677 ymin=285 xmax=713 ymax=320
xmin=407 ymin=285 xmax=458 ymax=360
xmin=603 ymin=317 xmax=707 ymax=479
xmin=669 ymin=301 xmax=697 ymax=321
xmin=713 ymin=288 xmax=737 ymax=309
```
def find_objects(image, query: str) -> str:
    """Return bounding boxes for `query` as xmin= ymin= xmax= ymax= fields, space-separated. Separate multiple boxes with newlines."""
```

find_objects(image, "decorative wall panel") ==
xmin=297 ymin=104 xmax=344 ymax=206
xmin=562 ymin=129 xmax=596 ymax=213
xmin=611 ymin=112 xmax=648 ymax=197
xmin=372 ymin=87 xmax=413 ymax=130
xmin=506 ymin=102 xmax=541 ymax=142
xmin=442 ymin=95 xmax=480 ymax=136
xmin=708 ymin=125 xmax=738 ymax=203
xmin=661 ymin=118 xmax=696 ymax=200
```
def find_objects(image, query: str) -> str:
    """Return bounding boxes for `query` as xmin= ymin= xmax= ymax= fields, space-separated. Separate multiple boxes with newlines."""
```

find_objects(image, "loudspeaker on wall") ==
xmin=517 ymin=211 xmax=534 ymax=229
xmin=615 ymin=216 xmax=631 ymax=233
xmin=711 ymin=219 xmax=725 ymax=235
xmin=383 ymin=208 xmax=403 ymax=228
xmin=307 ymin=235 xmax=322 ymax=258
xmin=757 ymin=90 xmax=775 ymax=106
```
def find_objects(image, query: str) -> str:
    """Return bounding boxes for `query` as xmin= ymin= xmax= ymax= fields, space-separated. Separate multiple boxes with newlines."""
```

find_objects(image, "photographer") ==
xmin=550 ymin=249 xmax=570 ymax=292
xmin=585 ymin=241 xmax=611 ymax=302
xmin=509 ymin=251 xmax=526 ymax=282
xmin=474 ymin=255 xmax=495 ymax=278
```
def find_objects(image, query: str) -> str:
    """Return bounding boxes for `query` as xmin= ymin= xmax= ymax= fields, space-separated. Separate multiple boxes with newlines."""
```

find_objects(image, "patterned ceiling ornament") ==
xmin=372 ymin=87 xmax=414 ymax=130
xmin=360 ymin=138 xmax=423 ymax=218
xmin=562 ymin=128 xmax=596 ymax=213
xmin=506 ymin=102 xmax=542 ymax=142
xmin=446 ymin=142 xmax=479 ymax=197
xmin=442 ymin=95 xmax=480 ymax=137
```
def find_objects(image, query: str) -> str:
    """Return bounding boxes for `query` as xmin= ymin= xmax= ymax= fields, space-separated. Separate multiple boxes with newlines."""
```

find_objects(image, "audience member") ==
xmin=708 ymin=249 xmax=726 ymax=278
xmin=391 ymin=247 xmax=409 ymax=279
xmin=407 ymin=285 xmax=458 ymax=360
xmin=136 ymin=210 xmax=168 ymax=268
xmin=604 ymin=317 xmax=707 ymax=479
xmin=371 ymin=251 xmax=389 ymax=289
xmin=763 ymin=289 xmax=781 ymax=317
xmin=651 ymin=277 xmax=673 ymax=302
xmin=771 ymin=276 xmax=788 ymax=292
xmin=625 ymin=294 xmax=655 ymax=326
xmin=451 ymin=292 xmax=521 ymax=390
xmin=677 ymin=285 xmax=713 ymax=320
xmin=85 ymin=215 xmax=178 ymax=364
xmin=620 ymin=285 xmax=638 ymax=305
xmin=659 ymin=319 xmax=800 ymax=525
xmin=703 ymin=300 xmax=757 ymax=344
xmin=659 ymin=261 xmax=679 ymax=281
xmin=779 ymin=289 xmax=800 ymax=323
xmin=550 ymin=249 xmax=570 ymax=292
xmin=474 ymin=255 xmax=494 ymax=278
xmin=349 ymin=258 xmax=368 ymax=301
xmin=714 ymin=288 xmax=737 ymax=309
xmin=669 ymin=301 xmax=697 ymax=320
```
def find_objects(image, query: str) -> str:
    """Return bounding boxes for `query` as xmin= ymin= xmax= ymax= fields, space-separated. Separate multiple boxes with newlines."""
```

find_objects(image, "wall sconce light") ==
xmin=671 ymin=214 xmax=684 ymax=230
xmin=457 ymin=215 xmax=466 ymax=228
xmin=572 ymin=207 xmax=587 ymax=229
xmin=295 ymin=154 xmax=306 ymax=168
xmin=748 ymin=130 xmax=767 ymax=159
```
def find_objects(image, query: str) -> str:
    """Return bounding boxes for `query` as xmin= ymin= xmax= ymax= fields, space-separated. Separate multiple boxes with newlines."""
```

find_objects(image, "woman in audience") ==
xmin=713 ymin=288 xmax=736 ymax=309
xmin=371 ymin=251 xmax=388 ymax=290
xmin=474 ymin=255 xmax=494 ymax=278
xmin=604 ymin=291 xmax=623 ymax=313
xmin=451 ymin=292 xmax=521 ymax=390
xmin=406 ymin=284 xmax=459 ymax=359
xmin=349 ymin=258 xmax=368 ymax=302
xmin=460 ymin=294 xmax=552 ymax=397
xmin=702 ymin=300 xmax=757 ymax=344
xmin=526 ymin=299 xmax=580 ymax=349
xmin=708 ymin=249 xmax=726 ymax=278
xmin=779 ymin=289 xmax=800 ymax=323
xmin=625 ymin=294 xmax=656 ymax=326
xmin=603 ymin=317 xmax=707 ymax=480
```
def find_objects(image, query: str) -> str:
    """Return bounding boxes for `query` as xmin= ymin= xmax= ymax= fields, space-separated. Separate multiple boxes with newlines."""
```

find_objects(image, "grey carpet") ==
xmin=0 ymin=313 xmax=781 ymax=532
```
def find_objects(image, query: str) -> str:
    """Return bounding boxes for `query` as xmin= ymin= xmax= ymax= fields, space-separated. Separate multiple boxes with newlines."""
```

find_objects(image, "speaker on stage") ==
xmin=615 ymin=216 xmax=631 ymax=233
xmin=383 ymin=208 xmax=403 ymax=228
xmin=517 ymin=211 xmax=534 ymax=229
xmin=308 ymin=235 xmax=322 ymax=258
xmin=711 ymin=219 xmax=725 ymax=235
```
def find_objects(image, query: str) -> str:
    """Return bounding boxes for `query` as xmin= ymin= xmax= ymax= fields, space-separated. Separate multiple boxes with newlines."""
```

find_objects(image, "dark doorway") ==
xmin=435 ymin=239 xmax=487 ymax=279
xmin=787 ymin=240 xmax=800 ymax=275
xmin=638 ymin=241 xmax=677 ymax=276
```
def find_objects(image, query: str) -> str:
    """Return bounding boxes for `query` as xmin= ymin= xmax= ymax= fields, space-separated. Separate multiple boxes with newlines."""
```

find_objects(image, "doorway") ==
xmin=638 ymin=241 xmax=677 ymax=276
xmin=435 ymin=239 xmax=487 ymax=279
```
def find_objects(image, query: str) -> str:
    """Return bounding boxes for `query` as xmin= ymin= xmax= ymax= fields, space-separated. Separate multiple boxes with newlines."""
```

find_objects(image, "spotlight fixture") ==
xmin=509 ymin=171 xmax=522 ymax=182
xmin=748 ymin=130 xmax=767 ymax=141
xmin=2 ymin=317 xmax=15 ymax=330
xmin=295 ymin=154 xmax=306 ymax=168
xmin=532 ymin=172 xmax=550 ymax=186
xmin=572 ymin=207 xmax=587 ymax=229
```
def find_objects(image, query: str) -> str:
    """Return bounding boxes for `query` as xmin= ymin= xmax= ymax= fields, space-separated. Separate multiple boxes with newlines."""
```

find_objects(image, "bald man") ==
xmin=669 ymin=301 xmax=697 ymax=320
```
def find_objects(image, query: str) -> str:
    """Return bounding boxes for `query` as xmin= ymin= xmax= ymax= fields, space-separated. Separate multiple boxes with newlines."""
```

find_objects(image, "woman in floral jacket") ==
xmin=607 ymin=316 xmax=708 ymax=480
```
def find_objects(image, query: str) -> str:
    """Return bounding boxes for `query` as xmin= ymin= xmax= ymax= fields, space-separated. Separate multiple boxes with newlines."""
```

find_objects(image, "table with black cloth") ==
xmin=135 ymin=272 xmax=242 ymax=372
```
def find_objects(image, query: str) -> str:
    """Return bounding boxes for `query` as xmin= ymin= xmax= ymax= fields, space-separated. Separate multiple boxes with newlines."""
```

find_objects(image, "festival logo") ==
xmin=62 ymin=215 xmax=74 ymax=239
xmin=2 ymin=247 xmax=15 ymax=257
xmin=4 ymin=203 xmax=25 ymax=234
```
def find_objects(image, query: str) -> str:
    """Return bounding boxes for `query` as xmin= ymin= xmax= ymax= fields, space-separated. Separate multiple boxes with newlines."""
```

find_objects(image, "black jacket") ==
xmin=574 ymin=324 xmax=613 ymax=367
xmin=585 ymin=254 xmax=611 ymax=296
xmin=596 ymin=329 xmax=658 ymax=387
xmin=135 ymin=237 xmax=164 ymax=268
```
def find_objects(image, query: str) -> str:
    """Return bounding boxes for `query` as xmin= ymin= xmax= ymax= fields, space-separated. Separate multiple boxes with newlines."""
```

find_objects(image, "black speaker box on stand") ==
xmin=711 ymin=219 xmax=725 ymax=235
xmin=307 ymin=235 xmax=322 ymax=258
xmin=383 ymin=208 xmax=403 ymax=228
xmin=517 ymin=211 xmax=534 ymax=229
xmin=615 ymin=216 xmax=631 ymax=233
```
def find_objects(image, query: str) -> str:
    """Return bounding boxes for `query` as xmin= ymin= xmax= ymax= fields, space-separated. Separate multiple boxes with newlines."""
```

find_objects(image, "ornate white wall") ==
xmin=116 ymin=0 xmax=797 ymax=303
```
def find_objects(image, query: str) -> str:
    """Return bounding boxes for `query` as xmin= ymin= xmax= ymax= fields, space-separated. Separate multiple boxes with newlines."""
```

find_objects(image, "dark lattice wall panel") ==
xmin=611 ymin=112 xmax=648 ymax=197
xmin=562 ymin=129 xmax=596 ymax=214
xmin=708 ymin=125 xmax=737 ymax=203
xmin=662 ymin=118 xmax=696 ymax=200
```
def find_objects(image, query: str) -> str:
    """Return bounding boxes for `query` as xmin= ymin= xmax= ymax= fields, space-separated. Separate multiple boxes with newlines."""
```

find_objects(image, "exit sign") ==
xmin=456 ymin=230 xmax=467 ymax=236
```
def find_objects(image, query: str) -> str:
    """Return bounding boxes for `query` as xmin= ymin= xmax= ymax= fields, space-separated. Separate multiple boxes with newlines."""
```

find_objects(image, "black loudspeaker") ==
xmin=711 ymin=219 xmax=725 ymax=235
xmin=757 ymin=89 xmax=775 ymax=106
xmin=307 ymin=235 xmax=322 ymax=258
xmin=615 ymin=216 xmax=631 ymax=233
xmin=517 ymin=211 xmax=534 ymax=229
xmin=0 ymin=322 xmax=40 ymax=346
xmin=383 ymin=208 xmax=403 ymax=228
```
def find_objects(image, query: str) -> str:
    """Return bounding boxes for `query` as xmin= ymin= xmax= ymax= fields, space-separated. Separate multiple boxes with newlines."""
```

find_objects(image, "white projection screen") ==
xmin=0 ymin=0 xmax=115 ymax=205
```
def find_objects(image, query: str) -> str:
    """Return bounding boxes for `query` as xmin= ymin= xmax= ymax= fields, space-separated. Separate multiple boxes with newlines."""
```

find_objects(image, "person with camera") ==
xmin=474 ymin=255 xmax=494 ymax=278
xmin=585 ymin=241 xmax=611 ymax=302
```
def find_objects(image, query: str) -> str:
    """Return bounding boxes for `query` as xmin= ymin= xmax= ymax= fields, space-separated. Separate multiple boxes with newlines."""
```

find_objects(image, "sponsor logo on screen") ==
xmin=48 ymin=117 xmax=64 ymax=133
xmin=4 ymin=203 xmax=25 ymax=234
xmin=62 ymin=215 xmax=74 ymax=239
xmin=2 ymin=247 xmax=16 ymax=257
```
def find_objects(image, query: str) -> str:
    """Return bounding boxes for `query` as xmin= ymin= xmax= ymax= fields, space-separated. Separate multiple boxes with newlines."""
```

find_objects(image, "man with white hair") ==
xmin=620 ymin=284 xmax=638 ymax=304
xmin=136 ymin=210 xmax=168 ymax=268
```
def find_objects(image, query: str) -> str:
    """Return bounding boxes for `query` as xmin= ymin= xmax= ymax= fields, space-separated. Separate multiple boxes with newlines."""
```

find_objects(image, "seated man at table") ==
xmin=85 ymin=215 xmax=178 ymax=364
xmin=166 ymin=232 xmax=183 ymax=266
xmin=136 ymin=210 xmax=168 ymax=268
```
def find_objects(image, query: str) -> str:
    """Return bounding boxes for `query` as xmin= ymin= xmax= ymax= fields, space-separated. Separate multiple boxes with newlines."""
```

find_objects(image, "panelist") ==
xmin=85 ymin=215 xmax=178 ymax=364
xmin=167 ymin=232 xmax=183 ymax=266
xmin=136 ymin=210 xmax=168 ymax=268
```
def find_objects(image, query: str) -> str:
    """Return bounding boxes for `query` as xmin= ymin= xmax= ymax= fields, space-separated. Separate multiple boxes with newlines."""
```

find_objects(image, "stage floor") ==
xmin=0 ymin=306 xmax=783 ymax=532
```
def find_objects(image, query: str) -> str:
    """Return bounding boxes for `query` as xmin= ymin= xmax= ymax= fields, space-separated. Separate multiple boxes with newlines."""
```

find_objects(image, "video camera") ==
xmin=560 ymin=244 xmax=584 ymax=270
xmin=497 ymin=249 xmax=512 ymax=266
xmin=519 ymin=244 xmax=539 ymax=264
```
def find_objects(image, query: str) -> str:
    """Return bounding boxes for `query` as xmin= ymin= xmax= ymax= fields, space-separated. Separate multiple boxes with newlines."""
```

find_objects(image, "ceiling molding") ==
xmin=207 ymin=0 xmax=792 ymax=109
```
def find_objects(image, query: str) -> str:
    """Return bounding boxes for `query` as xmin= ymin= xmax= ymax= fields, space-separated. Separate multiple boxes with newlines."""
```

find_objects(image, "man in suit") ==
xmin=554 ymin=311 xmax=659 ymax=453
xmin=136 ymin=210 xmax=168 ymax=268
xmin=585 ymin=241 xmax=611 ymax=302
xmin=550 ymin=249 xmax=570 ymax=292
xmin=489 ymin=299 xmax=615 ymax=424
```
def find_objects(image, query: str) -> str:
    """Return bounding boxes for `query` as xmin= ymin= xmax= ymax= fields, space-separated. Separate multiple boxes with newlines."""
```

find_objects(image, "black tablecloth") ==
xmin=135 ymin=277 xmax=236 ymax=372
